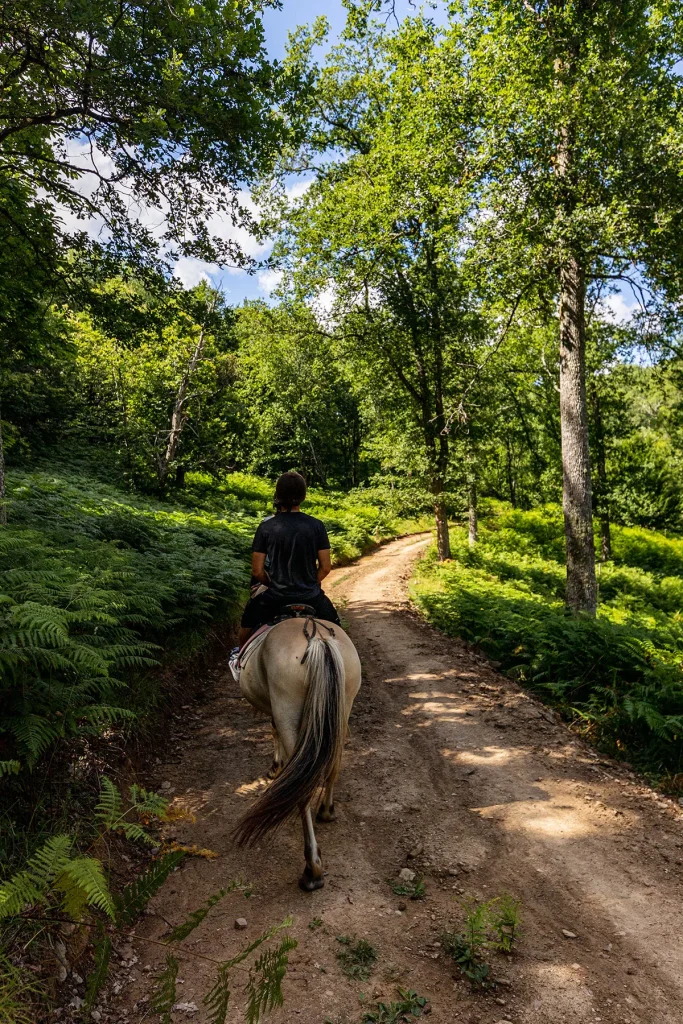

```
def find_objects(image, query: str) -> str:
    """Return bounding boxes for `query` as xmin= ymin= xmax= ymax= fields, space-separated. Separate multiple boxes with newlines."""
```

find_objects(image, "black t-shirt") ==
xmin=252 ymin=512 xmax=330 ymax=599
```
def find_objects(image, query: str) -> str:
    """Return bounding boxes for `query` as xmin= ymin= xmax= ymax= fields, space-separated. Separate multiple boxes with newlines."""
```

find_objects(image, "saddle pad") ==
xmin=238 ymin=624 xmax=271 ymax=671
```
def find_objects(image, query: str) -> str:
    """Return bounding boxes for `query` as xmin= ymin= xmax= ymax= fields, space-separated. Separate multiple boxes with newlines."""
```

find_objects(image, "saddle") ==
xmin=238 ymin=605 xmax=336 ymax=671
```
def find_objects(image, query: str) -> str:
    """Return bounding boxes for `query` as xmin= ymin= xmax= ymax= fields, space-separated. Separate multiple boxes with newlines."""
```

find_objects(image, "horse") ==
xmin=234 ymin=613 xmax=361 ymax=891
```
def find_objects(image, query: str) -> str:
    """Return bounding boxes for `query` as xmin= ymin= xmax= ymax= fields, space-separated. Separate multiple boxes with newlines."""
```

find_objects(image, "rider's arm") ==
xmin=252 ymin=551 xmax=269 ymax=585
xmin=317 ymin=548 xmax=332 ymax=583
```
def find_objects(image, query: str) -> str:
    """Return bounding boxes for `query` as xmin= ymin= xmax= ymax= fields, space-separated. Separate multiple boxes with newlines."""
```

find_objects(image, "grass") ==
xmin=336 ymin=935 xmax=378 ymax=980
xmin=411 ymin=502 xmax=683 ymax=782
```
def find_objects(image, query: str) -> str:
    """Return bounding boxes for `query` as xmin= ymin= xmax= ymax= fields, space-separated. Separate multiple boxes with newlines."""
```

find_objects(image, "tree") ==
xmin=0 ymin=0 xmax=294 ymax=502
xmin=277 ymin=17 xmax=491 ymax=558
xmin=460 ymin=0 xmax=683 ymax=612
xmin=0 ymin=0 xmax=288 ymax=266
xmin=70 ymin=280 xmax=243 ymax=489
xmin=235 ymin=302 xmax=367 ymax=488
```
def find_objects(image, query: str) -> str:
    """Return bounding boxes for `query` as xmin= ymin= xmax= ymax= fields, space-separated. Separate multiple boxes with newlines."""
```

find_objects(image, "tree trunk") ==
xmin=559 ymin=255 xmax=597 ymax=614
xmin=466 ymin=446 xmax=479 ymax=544
xmin=0 ymin=406 xmax=6 ymax=526
xmin=504 ymin=435 xmax=516 ymax=508
xmin=434 ymin=494 xmax=451 ymax=560
xmin=592 ymin=389 xmax=612 ymax=561
xmin=157 ymin=323 xmax=208 ymax=492
xmin=468 ymin=474 xmax=478 ymax=549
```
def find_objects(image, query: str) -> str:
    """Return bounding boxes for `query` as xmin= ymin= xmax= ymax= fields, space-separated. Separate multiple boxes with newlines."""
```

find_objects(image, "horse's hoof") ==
xmin=316 ymin=808 xmax=336 ymax=823
xmin=299 ymin=869 xmax=325 ymax=892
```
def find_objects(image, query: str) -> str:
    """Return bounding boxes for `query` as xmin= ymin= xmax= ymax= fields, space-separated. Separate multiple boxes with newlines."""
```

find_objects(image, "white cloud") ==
xmin=603 ymin=289 xmax=638 ymax=324
xmin=285 ymin=178 xmax=313 ymax=202
xmin=257 ymin=268 xmax=283 ymax=294
xmin=173 ymin=258 xmax=217 ymax=289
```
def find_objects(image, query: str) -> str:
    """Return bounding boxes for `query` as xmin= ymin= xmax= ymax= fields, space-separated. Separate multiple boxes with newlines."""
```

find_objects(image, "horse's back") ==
xmin=263 ymin=618 xmax=361 ymax=705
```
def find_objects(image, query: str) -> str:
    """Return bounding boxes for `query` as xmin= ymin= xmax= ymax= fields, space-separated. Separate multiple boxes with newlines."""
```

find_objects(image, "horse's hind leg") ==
xmin=299 ymin=804 xmax=324 ymax=892
xmin=316 ymin=781 xmax=336 ymax=823
xmin=268 ymin=721 xmax=284 ymax=779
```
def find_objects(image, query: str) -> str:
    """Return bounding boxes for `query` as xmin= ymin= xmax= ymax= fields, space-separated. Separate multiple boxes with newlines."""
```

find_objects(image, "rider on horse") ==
xmin=229 ymin=471 xmax=341 ymax=680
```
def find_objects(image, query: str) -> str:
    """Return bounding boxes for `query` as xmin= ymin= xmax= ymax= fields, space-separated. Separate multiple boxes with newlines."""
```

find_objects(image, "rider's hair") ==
xmin=274 ymin=471 xmax=307 ymax=511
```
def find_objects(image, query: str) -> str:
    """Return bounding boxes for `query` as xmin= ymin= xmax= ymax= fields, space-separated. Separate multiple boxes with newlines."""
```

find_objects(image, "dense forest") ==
xmin=4 ymin=0 xmax=683 ymax=1019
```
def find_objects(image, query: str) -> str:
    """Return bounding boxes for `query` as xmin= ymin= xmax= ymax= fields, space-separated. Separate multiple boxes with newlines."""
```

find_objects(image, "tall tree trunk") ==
xmin=504 ymin=435 xmax=516 ymax=508
xmin=592 ymin=389 xmax=612 ymax=561
xmin=466 ymin=445 xmax=478 ymax=548
xmin=559 ymin=255 xmax=597 ymax=614
xmin=157 ymin=323 xmax=208 ymax=492
xmin=468 ymin=475 xmax=478 ymax=549
xmin=433 ymin=485 xmax=451 ymax=561
xmin=0 ymin=405 xmax=6 ymax=526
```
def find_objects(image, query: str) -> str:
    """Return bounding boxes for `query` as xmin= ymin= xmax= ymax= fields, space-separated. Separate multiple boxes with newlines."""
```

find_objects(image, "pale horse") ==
xmin=234 ymin=615 xmax=361 ymax=891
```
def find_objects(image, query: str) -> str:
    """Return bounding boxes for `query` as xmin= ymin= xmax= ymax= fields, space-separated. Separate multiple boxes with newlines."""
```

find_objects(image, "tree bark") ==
xmin=559 ymin=255 xmax=597 ymax=614
xmin=468 ymin=474 xmax=478 ymax=549
xmin=157 ymin=323 xmax=208 ymax=492
xmin=434 ymin=492 xmax=451 ymax=560
xmin=0 ymin=405 xmax=6 ymax=526
xmin=592 ymin=389 xmax=612 ymax=561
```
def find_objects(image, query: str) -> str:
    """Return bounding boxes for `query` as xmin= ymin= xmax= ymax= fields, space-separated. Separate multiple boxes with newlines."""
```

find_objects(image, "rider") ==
xmin=229 ymin=471 xmax=341 ymax=680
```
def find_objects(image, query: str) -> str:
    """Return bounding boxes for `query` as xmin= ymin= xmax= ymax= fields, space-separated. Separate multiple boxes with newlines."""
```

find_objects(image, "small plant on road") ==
xmin=388 ymin=876 xmax=426 ymax=900
xmin=489 ymin=894 xmax=523 ymax=953
xmin=362 ymin=988 xmax=429 ymax=1022
xmin=309 ymin=916 xmax=323 ymax=930
xmin=442 ymin=894 xmax=523 ymax=990
xmin=336 ymin=935 xmax=378 ymax=980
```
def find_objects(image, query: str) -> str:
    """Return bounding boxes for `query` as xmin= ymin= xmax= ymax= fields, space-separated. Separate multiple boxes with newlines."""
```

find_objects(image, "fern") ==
xmin=57 ymin=857 xmax=115 ymax=920
xmin=114 ymin=850 xmax=185 ymax=926
xmin=84 ymin=928 xmax=112 ymax=1010
xmin=151 ymin=953 xmax=179 ymax=1024
xmin=95 ymin=777 xmax=122 ymax=830
xmin=203 ymin=964 xmax=231 ymax=1024
xmin=244 ymin=936 xmax=298 ymax=1024
xmin=166 ymin=884 xmax=238 ymax=943
xmin=95 ymin=777 xmax=168 ymax=846
xmin=0 ymin=760 xmax=20 ymax=777
xmin=0 ymin=836 xmax=113 ymax=923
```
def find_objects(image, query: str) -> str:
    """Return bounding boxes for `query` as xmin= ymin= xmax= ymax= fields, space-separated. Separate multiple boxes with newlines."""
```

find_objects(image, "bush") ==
xmin=411 ymin=506 xmax=683 ymax=781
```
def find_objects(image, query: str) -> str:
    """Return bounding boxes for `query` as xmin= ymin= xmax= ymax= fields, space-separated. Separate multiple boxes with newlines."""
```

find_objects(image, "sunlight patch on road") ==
xmin=234 ymin=777 xmax=269 ymax=797
xmin=451 ymin=745 xmax=525 ymax=766
xmin=474 ymin=799 xmax=602 ymax=838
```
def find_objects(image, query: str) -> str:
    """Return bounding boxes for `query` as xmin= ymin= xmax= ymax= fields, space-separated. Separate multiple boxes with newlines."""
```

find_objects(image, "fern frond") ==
xmin=151 ymin=954 xmax=178 ymax=1024
xmin=224 ymin=916 xmax=294 ymax=970
xmin=0 ymin=760 xmax=20 ymax=777
xmin=244 ymin=936 xmax=298 ymax=1024
xmin=85 ymin=928 xmax=111 ymax=1010
xmin=95 ymin=777 xmax=122 ymax=830
xmin=166 ymin=883 xmax=239 ymax=943
xmin=0 ymin=835 xmax=73 ymax=920
xmin=203 ymin=964 xmax=231 ymax=1024
xmin=56 ymin=857 xmax=114 ymax=920
xmin=113 ymin=850 xmax=185 ymax=926
xmin=129 ymin=784 xmax=169 ymax=819
xmin=119 ymin=822 xmax=155 ymax=846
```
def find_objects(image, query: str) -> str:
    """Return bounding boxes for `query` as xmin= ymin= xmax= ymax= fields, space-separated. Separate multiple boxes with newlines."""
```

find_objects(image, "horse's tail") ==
xmin=234 ymin=634 xmax=346 ymax=847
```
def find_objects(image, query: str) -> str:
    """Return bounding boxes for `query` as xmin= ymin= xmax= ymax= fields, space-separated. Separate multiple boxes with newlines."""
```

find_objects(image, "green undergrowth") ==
xmin=1 ymin=464 xmax=418 ymax=779
xmin=181 ymin=471 xmax=427 ymax=564
xmin=411 ymin=502 xmax=683 ymax=783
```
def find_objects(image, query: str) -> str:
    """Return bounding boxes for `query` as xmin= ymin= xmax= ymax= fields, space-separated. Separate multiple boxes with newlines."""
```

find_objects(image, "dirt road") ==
xmin=117 ymin=535 xmax=683 ymax=1024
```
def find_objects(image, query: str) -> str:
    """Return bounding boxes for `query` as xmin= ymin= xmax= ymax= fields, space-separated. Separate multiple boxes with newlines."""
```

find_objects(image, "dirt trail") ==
xmin=117 ymin=535 xmax=683 ymax=1024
